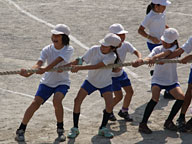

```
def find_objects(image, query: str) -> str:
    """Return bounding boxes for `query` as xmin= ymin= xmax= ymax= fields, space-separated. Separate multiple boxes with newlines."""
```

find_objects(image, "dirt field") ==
xmin=0 ymin=0 xmax=192 ymax=143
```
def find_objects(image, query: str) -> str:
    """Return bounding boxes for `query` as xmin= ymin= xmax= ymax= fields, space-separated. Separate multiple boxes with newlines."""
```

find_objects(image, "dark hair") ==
xmin=146 ymin=3 xmax=160 ymax=14
xmin=171 ymin=40 xmax=179 ymax=49
xmin=61 ymin=34 xmax=70 ymax=45
xmin=111 ymin=46 xmax=121 ymax=64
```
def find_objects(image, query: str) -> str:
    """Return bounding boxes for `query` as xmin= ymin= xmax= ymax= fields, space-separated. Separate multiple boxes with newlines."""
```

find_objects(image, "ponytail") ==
xmin=171 ymin=40 xmax=179 ymax=49
xmin=111 ymin=46 xmax=121 ymax=64
xmin=146 ymin=3 xmax=160 ymax=15
xmin=146 ymin=3 xmax=154 ymax=14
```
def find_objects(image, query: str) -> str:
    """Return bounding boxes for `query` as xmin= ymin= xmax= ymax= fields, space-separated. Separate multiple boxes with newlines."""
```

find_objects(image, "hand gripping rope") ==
xmin=0 ymin=59 xmax=188 ymax=76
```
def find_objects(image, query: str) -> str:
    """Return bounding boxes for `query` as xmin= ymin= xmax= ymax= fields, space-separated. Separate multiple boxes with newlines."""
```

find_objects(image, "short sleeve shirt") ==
xmin=82 ymin=45 xmax=116 ymax=88
xmin=141 ymin=10 xmax=166 ymax=44
xmin=148 ymin=45 xmax=178 ymax=85
xmin=181 ymin=36 xmax=192 ymax=68
xmin=111 ymin=41 xmax=137 ymax=77
xmin=39 ymin=44 xmax=74 ymax=87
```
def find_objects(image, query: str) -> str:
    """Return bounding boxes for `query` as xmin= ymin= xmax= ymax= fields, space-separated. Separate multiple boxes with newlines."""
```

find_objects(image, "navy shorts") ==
xmin=81 ymin=80 xmax=112 ymax=95
xmin=151 ymin=83 xmax=180 ymax=92
xmin=188 ymin=69 xmax=192 ymax=84
xmin=147 ymin=42 xmax=162 ymax=52
xmin=112 ymin=71 xmax=131 ymax=91
xmin=35 ymin=84 xmax=69 ymax=103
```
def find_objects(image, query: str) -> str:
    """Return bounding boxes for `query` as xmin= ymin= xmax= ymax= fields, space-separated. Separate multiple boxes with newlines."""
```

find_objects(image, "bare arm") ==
xmin=36 ymin=57 xmax=64 ymax=74
xmin=20 ymin=60 xmax=43 ymax=77
xmin=138 ymin=25 xmax=160 ymax=44
xmin=71 ymin=62 xmax=105 ymax=73
xmin=132 ymin=50 xmax=143 ymax=67
xmin=166 ymin=48 xmax=184 ymax=59
xmin=180 ymin=55 xmax=192 ymax=64
xmin=153 ymin=50 xmax=172 ymax=60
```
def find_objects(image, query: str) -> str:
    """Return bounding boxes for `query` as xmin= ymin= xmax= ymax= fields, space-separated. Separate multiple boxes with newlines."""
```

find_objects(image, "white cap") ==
xmin=109 ymin=23 xmax=128 ymax=34
xmin=99 ymin=33 xmax=121 ymax=47
xmin=152 ymin=0 xmax=171 ymax=6
xmin=161 ymin=28 xmax=179 ymax=44
xmin=51 ymin=24 xmax=70 ymax=35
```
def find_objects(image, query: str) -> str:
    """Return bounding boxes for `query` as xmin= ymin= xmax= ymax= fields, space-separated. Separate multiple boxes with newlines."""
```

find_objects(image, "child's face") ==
xmin=100 ymin=45 xmax=112 ymax=54
xmin=117 ymin=34 xmax=125 ymax=43
xmin=162 ymin=40 xmax=172 ymax=49
xmin=51 ymin=34 xmax=63 ymax=48
xmin=154 ymin=5 xmax=166 ymax=13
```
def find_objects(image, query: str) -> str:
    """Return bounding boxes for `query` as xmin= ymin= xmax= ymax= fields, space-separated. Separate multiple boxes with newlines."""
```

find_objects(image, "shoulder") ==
xmin=89 ymin=45 xmax=100 ymax=51
xmin=41 ymin=44 xmax=52 ymax=51
xmin=122 ymin=41 xmax=132 ymax=47
xmin=152 ymin=45 xmax=163 ymax=52
xmin=64 ymin=45 xmax=74 ymax=51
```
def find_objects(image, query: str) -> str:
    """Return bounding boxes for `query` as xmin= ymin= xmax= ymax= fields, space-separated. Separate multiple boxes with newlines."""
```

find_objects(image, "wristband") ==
xmin=76 ymin=57 xmax=83 ymax=65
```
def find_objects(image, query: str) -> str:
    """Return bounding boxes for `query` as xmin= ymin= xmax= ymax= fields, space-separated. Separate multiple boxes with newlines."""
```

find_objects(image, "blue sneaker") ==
xmin=67 ymin=127 xmax=79 ymax=139
xmin=98 ymin=127 xmax=114 ymax=138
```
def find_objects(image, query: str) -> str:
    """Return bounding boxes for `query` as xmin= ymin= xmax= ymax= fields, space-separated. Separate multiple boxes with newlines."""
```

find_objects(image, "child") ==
xmin=67 ymin=33 xmax=121 ymax=139
xmin=138 ymin=28 xmax=185 ymax=134
xmin=108 ymin=23 xmax=142 ymax=121
xmin=138 ymin=0 xmax=173 ymax=99
xmin=15 ymin=24 xmax=74 ymax=142
xmin=168 ymin=36 xmax=192 ymax=132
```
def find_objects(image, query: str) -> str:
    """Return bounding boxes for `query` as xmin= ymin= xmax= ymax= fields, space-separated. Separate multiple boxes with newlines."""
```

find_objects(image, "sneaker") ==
xmin=98 ymin=127 xmax=114 ymax=138
xmin=109 ymin=112 xmax=117 ymax=121
xmin=118 ymin=110 xmax=133 ymax=121
xmin=163 ymin=91 xmax=175 ymax=100
xmin=67 ymin=127 xmax=79 ymax=139
xmin=138 ymin=123 xmax=152 ymax=134
xmin=55 ymin=128 xmax=66 ymax=142
xmin=15 ymin=129 xmax=25 ymax=142
xmin=177 ymin=117 xmax=187 ymax=132
xmin=185 ymin=118 xmax=192 ymax=132
xmin=164 ymin=120 xmax=177 ymax=131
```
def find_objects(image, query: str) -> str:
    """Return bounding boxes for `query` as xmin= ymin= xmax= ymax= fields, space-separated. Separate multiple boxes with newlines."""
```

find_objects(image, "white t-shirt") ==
xmin=148 ymin=45 xmax=178 ymax=85
xmin=141 ymin=10 xmax=166 ymax=44
xmin=82 ymin=45 xmax=116 ymax=88
xmin=111 ymin=41 xmax=136 ymax=77
xmin=181 ymin=37 xmax=192 ymax=68
xmin=39 ymin=44 xmax=74 ymax=87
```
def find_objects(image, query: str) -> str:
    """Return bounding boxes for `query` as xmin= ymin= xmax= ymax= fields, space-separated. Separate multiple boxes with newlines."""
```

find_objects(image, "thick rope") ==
xmin=0 ymin=59 xmax=188 ymax=76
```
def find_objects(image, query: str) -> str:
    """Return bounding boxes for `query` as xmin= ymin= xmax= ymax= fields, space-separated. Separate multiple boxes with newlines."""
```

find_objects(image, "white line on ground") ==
xmin=4 ymin=0 xmax=191 ymax=111
xmin=5 ymin=1 xmax=151 ymax=87
xmin=0 ymin=87 xmax=87 ymax=118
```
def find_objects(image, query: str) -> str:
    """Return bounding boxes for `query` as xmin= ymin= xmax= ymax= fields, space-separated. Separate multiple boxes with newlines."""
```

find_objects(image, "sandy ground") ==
xmin=0 ymin=0 xmax=192 ymax=143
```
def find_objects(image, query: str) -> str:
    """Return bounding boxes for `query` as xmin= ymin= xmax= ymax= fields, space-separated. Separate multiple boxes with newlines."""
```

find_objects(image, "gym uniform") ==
xmin=81 ymin=45 xmax=116 ymax=95
xmin=148 ymin=45 xmax=179 ymax=89
xmin=141 ymin=10 xmax=166 ymax=51
xmin=181 ymin=37 xmax=192 ymax=84
xmin=36 ymin=44 xmax=74 ymax=102
xmin=112 ymin=41 xmax=136 ymax=91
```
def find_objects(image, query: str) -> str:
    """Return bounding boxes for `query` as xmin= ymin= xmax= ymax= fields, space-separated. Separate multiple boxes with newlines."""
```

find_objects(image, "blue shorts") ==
xmin=151 ymin=83 xmax=180 ymax=92
xmin=35 ymin=84 xmax=69 ymax=103
xmin=147 ymin=42 xmax=162 ymax=52
xmin=112 ymin=71 xmax=131 ymax=91
xmin=81 ymin=80 xmax=112 ymax=96
xmin=188 ymin=69 xmax=192 ymax=84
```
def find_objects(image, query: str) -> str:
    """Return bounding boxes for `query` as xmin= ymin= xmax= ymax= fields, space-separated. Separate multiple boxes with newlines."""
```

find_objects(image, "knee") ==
xmin=53 ymin=98 xmax=62 ymax=109
xmin=125 ymin=89 xmax=134 ymax=97
xmin=31 ymin=100 xmax=41 ymax=109
xmin=74 ymin=97 xmax=82 ymax=106
xmin=116 ymin=95 xmax=123 ymax=101
xmin=177 ymin=94 xmax=185 ymax=100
